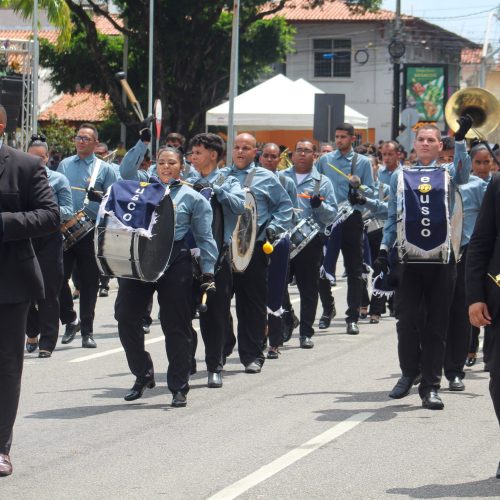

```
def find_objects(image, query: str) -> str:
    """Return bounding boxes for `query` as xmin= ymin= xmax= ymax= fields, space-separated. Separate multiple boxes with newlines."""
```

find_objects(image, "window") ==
xmin=313 ymin=39 xmax=351 ymax=78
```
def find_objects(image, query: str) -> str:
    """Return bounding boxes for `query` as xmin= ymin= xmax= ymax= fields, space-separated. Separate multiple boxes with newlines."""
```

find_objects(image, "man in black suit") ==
xmin=0 ymin=105 xmax=60 ymax=476
xmin=466 ymin=172 xmax=500 ymax=479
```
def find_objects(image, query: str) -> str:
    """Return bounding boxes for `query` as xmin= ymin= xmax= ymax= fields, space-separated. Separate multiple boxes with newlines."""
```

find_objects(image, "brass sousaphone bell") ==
xmin=445 ymin=87 xmax=500 ymax=140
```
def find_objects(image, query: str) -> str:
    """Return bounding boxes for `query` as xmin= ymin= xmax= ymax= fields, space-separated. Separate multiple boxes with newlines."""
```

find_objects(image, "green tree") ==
xmin=40 ymin=115 xmax=77 ymax=156
xmin=17 ymin=0 xmax=382 ymax=138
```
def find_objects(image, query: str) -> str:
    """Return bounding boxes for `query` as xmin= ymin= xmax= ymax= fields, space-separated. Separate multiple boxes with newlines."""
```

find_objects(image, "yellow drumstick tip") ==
xmin=262 ymin=241 xmax=274 ymax=254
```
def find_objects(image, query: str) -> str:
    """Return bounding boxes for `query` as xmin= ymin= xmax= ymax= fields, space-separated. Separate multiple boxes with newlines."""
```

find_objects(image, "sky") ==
xmin=381 ymin=0 xmax=500 ymax=47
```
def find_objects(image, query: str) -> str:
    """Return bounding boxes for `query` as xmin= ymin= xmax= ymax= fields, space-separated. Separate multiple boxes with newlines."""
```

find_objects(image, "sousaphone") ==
xmin=445 ymin=87 xmax=500 ymax=140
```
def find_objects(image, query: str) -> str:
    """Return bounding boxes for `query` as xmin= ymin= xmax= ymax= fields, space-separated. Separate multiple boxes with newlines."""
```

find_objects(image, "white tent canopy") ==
xmin=206 ymin=74 xmax=368 ymax=130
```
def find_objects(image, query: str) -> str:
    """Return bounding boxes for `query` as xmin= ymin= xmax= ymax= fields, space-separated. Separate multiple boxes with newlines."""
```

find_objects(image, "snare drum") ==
xmin=60 ymin=210 xmax=95 ymax=251
xmin=364 ymin=217 xmax=384 ymax=235
xmin=95 ymin=194 xmax=175 ymax=282
xmin=289 ymin=217 xmax=320 ymax=259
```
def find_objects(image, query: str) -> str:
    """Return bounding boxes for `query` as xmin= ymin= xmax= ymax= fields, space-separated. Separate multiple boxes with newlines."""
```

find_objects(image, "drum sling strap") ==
xmin=83 ymin=158 xmax=103 ymax=218
xmin=347 ymin=153 xmax=358 ymax=202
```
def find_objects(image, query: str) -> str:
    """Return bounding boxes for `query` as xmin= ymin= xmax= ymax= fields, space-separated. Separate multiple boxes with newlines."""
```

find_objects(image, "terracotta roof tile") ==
xmin=39 ymin=90 xmax=110 ymax=122
xmin=461 ymin=47 xmax=482 ymax=64
xmin=265 ymin=0 xmax=399 ymax=22
xmin=0 ymin=14 xmax=122 ymax=46
xmin=0 ymin=29 xmax=59 ymax=44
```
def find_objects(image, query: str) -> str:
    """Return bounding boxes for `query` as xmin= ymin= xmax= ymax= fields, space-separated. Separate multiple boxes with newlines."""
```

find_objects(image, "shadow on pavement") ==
xmin=387 ymin=477 xmax=500 ymax=497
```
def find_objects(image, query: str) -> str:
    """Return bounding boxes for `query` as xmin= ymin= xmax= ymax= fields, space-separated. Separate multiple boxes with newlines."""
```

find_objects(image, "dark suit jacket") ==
xmin=466 ymin=172 xmax=500 ymax=321
xmin=0 ymin=144 xmax=60 ymax=304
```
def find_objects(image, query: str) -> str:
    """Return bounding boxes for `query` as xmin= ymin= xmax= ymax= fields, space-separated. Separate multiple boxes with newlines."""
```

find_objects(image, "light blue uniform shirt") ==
xmin=364 ymin=180 xmax=390 ymax=221
xmin=46 ymin=167 xmax=73 ymax=222
xmin=110 ymin=162 xmax=121 ymax=181
xmin=167 ymin=180 xmax=218 ymax=275
xmin=381 ymin=140 xmax=471 ymax=250
xmin=459 ymin=174 xmax=490 ymax=247
xmin=282 ymin=166 xmax=337 ymax=233
xmin=377 ymin=165 xmax=397 ymax=187
xmin=186 ymin=168 xmax=245 ymax=244
xmin=316 ymin=149 xmax=374 ymax=212
xmin=277 ymin=172 xmax=298 ymax=209
xmin=219 ymin=163 xmax=294 ymax=240
xmin=120 ymin=140 xmax=150 ymax=182
xmin=57 ymin=153 xmax=117 ymax=220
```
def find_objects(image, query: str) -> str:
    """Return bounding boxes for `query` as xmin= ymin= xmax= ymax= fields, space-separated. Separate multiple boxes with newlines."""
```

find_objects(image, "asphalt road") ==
xmin=2 ymin=276 xmax=500 ymax=499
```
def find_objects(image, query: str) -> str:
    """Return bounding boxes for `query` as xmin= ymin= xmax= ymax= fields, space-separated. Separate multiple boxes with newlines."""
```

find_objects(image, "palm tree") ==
xmin=0 ymin=0 xmax=73 ymax=46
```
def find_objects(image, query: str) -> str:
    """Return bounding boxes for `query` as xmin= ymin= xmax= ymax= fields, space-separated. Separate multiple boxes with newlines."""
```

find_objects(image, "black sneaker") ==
xmin=82 ymin=334 xmax=97 ymax=348
xmin=61 ymin=320 xmax=81 ymax=344
xmin=98 ymin=288 xmax=109 ymax=298
xmin=172 ymin=392 xmax=187 ymax=408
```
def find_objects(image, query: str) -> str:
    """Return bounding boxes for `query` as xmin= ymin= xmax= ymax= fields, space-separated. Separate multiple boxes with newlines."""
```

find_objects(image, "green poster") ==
xmin=405 ymin=66 xmax=445 ymax=123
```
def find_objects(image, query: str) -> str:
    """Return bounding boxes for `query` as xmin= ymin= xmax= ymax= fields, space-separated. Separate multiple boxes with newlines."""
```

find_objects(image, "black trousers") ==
xmin=115 ymin=242 xmax=192 ymax=395
xmin=395 ymin=262 xmax=456 ymax=397
xmin=59 ymin=230 xmax=99 ymax=335
xmin=26 ymin=233 xmax=64 ymax=352
xmin=290 ymin=234 xmax=323 ymax=337
xmin=232 ymin=245 xmax=268 ymax=366
xmin=198 ymin=253 xmax=233 ymax=373
xmin=485 ymin=322 xmax=500 ymax=426
xmin=0 ymin=301 xmax=30 ymax=455
xmin=445 ymin=246 xmax=470 ymax=380
xmin=319 ymin=210 xmax=364 ymax=322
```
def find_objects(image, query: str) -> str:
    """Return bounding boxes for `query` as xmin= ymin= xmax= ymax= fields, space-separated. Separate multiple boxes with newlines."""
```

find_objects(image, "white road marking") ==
xmin=207 ymin=411 xmax=374 ymax=500
xmin=69 ymin=335 xmax=165 ymax=363
xmin=68 ymin=289 xmax=343 ymax=364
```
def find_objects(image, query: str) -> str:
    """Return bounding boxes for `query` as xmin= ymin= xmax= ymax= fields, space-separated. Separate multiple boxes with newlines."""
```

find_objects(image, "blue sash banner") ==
xmin=397 ymin=168 xmax=450 ymax=262
xmin=101 ymin=180 xmax=168 ymax=238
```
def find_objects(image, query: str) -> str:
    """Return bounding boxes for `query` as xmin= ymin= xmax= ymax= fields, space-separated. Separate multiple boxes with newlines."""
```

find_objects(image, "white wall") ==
xmin=286 ymin=22 xmax=394 ymax=141
xmin=285 ymin=21 xmax=465 ymax=142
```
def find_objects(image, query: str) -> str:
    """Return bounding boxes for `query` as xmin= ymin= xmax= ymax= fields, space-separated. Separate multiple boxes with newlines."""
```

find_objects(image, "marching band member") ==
xmin=57 ymin=123 xmax=117 ymax=348
xmin=220 ymin=133 xmax=293 ymax=374
xmin=316 ymin=123 xmax=374 ymax=335
xmin=373 ymin=121 xmax=472 ymax=409
xmin=187 ymin=133 xmax=245 ymax=388
xmin=115 ymin=146 xmax=218 ymax=407
xmin=259 ymin=143 xmax=298 ymax=358
xmin=364 ymin=141 xmax=399 ymax=324
xmin=282 ymin=140 xmax=337 ymax=349
xmin=445 ymin=143 xmax=490 ymax=390
xmin=25 ymin=135 xmax=73 ymax=358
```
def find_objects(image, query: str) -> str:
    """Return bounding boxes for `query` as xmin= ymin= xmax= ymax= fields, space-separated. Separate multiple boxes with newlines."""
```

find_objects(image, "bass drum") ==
xmin=95 ymin=194 xmax=175 ymax=282
xmin=231 ymin=189 xmax=257 ymax=272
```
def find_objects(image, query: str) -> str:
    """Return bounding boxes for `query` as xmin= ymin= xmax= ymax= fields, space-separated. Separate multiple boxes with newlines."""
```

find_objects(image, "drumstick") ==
xmin=297 ymin=193 xmax=325 ymax=200
xmin=199 ymin=292 xmax=208 ymax=313
xmin=327 ymin=162 xmax=368 ymax=191
xmin=179 ymin=179 xmax=194 ymax=187
xmin=115 ymin=71 xmax=145 ymax=121
xmin=71 ymin=186 xmax=103 ymax=194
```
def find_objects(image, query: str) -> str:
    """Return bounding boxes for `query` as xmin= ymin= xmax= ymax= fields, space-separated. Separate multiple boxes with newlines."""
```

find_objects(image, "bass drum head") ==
xmin=232 ymin=190 xmax=257 ymax=272
xmin=137 ymin=194 xmax=175 ymax=282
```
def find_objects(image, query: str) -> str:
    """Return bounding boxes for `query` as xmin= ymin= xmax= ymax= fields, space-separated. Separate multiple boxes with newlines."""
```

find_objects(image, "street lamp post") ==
xmin=227 ymin=0 xmax=240 ymax=162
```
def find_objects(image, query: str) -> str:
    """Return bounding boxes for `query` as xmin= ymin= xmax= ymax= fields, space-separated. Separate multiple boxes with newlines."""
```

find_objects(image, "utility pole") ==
xmin=227 ymin=0 xmax=240 ymax=163
xmin=148 ymin=0 xmax=154 ymax=152
xmin=391 ymin=0 xmax=402 ymax=140
xmin=32 ymin=0 xmax=39 ymax=134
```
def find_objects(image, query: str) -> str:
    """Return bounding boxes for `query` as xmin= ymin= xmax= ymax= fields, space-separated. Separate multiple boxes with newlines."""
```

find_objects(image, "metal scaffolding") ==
xmin=0 ymin=38 xmax=35 ymax=151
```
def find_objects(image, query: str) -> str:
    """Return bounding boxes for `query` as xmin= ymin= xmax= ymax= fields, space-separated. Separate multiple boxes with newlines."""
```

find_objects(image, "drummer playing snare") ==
xmin=57 ymin=123 xmax=117 ymax=349
xmin=281 ymin=140 xmax=338 ymax=350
